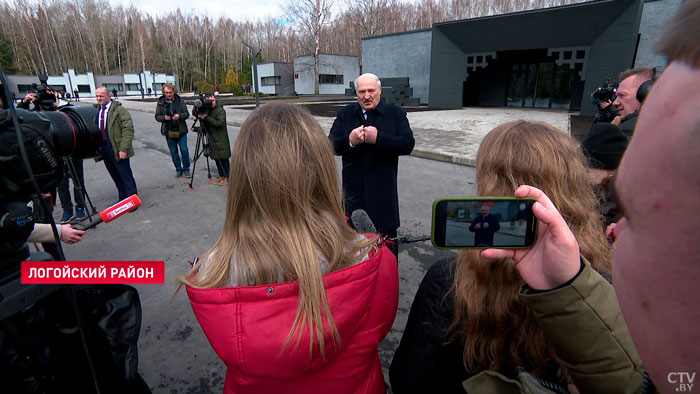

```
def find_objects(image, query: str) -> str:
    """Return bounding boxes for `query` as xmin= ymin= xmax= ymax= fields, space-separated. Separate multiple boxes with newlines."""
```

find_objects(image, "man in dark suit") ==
xmin=329 ymin=73 xmax=415 ymax=256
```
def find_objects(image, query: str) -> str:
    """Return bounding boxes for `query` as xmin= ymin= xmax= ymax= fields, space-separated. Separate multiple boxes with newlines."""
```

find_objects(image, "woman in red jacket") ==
xmin=178 ymin=103 xmax=398 ymax=394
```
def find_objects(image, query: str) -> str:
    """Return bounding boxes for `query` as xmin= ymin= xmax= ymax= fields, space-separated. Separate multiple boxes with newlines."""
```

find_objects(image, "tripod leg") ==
xmin=189 ymin=131 xmax=204 ymax=190
xmin=65 ymin=158 xmax=97 ymax=221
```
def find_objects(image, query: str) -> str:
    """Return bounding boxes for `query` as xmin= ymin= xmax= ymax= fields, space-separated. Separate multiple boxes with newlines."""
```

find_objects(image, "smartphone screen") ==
xmin=432 ymin=197 xmax=538 ymax=249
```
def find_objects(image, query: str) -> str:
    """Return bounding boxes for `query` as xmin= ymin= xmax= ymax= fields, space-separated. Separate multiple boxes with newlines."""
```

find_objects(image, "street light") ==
xmin=242 ymin=41 xmax=262 ymax=108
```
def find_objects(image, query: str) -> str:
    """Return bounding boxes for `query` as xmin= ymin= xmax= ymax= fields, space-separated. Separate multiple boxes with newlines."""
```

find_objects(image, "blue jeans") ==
xmin=166 ymin=134 xmax=190 ymax=173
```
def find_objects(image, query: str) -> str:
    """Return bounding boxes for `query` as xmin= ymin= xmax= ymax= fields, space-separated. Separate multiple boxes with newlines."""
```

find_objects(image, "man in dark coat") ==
xmin=468 ymin=205 xmax=500 ymax=246
xmin=329 ymin=73 xmax=415 ymax=255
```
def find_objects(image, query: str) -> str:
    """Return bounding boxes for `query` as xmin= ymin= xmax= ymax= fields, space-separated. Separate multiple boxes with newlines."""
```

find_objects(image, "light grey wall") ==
xmin=294 ymin=56 xmax=315 ymax=94
xmin=581 ymin=0 xmax=643 ymax=115
xmin=635 ymin=0 xmax=682 ymax=69
xmin=294 ymin=54 xmax=359 ymax=95
xmin=362 ymin=30 xmax=432 ymax=104
xmin=255 ymin=63 xmax=277 ymax=95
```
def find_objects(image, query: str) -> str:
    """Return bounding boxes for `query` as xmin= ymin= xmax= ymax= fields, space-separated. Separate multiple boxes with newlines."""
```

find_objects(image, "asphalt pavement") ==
xmin=50 ymin=95 xmax=571 ymax=393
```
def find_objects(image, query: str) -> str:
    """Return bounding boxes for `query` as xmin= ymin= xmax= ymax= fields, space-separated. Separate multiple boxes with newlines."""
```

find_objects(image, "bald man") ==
xmin=94 ymin=87 xmax=138 ymax=201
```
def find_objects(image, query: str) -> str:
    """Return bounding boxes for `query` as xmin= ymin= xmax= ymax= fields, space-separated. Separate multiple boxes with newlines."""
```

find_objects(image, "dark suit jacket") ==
xmin=329 ymin=99 xmax=414 ymax=232
xmin=468 ymin=214 xmax=500 ymax=246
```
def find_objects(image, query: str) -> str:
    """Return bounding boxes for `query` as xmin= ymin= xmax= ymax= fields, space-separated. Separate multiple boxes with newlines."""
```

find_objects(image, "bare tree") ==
xmin=284 ymin=0 xmax=333 ymax=94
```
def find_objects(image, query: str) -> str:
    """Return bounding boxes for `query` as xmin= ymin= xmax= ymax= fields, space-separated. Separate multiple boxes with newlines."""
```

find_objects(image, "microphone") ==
xmin=77 ymin=194 xmax=141 ymax=230
xmin=391 ymin=235 xmax=431 ymax=244
xmin=351 ymin=209 xmax=376 ymax=234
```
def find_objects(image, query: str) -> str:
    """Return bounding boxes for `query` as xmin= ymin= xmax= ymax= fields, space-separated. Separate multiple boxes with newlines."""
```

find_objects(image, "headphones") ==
xmin=636 ymin=66 xmax=661 ymax=103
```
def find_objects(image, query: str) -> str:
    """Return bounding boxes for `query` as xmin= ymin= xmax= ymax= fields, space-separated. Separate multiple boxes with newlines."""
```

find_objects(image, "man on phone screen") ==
xmin=469 ymin=205 xmax=500 ymax=246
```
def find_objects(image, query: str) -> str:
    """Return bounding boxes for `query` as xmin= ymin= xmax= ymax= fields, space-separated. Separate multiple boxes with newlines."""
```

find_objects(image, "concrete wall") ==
xmin=428 ymin=28 xmax=467 ymax=109
xmin=362 ymin=30 xmax=432 ymax=104
xmin=581 ymin=0 xmax=643 ymax=115
xmin=294 ymin=54 xmax=359 ymax=95
xmin=276 ymin=63 xmax=295 ymax=96
xmin=255 ymin=63 xmax=278 ymax=95
xmin=635 ymin=0 xmax=682 ymax=69
xmin=254 ymin=62 xmax=294 ymax=96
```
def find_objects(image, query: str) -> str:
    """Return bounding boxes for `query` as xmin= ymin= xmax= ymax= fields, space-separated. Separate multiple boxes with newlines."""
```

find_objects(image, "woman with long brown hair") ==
xmin=390 ymin=120 xmax=613 ymax=393
xmin=179 ymin=103 xmax=398 ymax=394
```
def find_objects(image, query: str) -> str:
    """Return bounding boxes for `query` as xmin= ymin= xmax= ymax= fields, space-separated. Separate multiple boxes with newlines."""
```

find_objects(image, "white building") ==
xmin=293 ymin=54 xmax=359 ymax=95
xmin=253 ymin=62 xmax=294 ymax=96
xmin=6 ymin=69 xmax=178 ymax=98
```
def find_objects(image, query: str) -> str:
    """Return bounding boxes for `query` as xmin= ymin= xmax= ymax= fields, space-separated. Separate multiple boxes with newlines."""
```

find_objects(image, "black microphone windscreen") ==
xmin=351 ymin=209 xmax=377 ymax=234
xmin=76 ymin=217 xmax=103 ymax=231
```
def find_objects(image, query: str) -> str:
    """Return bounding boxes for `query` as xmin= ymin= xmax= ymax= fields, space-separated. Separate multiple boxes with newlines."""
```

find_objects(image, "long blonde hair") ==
xmin=178 ymin=103 xmax=373 ymax=357
xmin=448 ymin=121 xmax=612 ymax=378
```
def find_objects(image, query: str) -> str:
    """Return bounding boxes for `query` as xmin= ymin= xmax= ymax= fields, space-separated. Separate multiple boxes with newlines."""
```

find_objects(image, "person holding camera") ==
xmin=191 ymin=92 xmax=230 ymax=186
xmin=17 ymin=91 xmax=86 ymax=223
xmin=156 ymin=83 xmax=191 ymax=177
xmin=611 ymin=67 xmax=655 ymax=137
xmin=590 ymin=80 xmax=619 ymax=124
xmin=390 ymin=121 xmax=622 ymax=393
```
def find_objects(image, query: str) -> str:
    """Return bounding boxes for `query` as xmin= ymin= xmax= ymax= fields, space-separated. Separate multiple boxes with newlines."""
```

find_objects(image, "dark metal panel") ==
xmin=428 ymin=28 xmax=467 ymax=109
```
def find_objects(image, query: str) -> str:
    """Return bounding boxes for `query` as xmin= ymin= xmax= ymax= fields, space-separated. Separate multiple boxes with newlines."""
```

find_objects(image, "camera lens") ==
xmin=39 ymin=106 xmax=103 ymax=159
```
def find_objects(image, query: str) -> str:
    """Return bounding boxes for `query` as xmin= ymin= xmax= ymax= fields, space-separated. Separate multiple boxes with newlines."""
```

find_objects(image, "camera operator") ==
xmin=611 ymin=67 xmax=655 ymax=138
xmin=18 ymin=91 xmax=87 ymax=224
xmin=17 ymin=91 xmax=65 ymax=111
xmin=191 ymin=92 xmax=230 ymax=186
xmin=590 ymin=79 xmax=619 ymax=124
xmin=156 ymin=83 xmax=190 ymax=177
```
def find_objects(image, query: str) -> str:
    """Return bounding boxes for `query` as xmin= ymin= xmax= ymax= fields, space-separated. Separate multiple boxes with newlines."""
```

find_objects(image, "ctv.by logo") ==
xmin=668 ymin=372 xmax=696 ymax=392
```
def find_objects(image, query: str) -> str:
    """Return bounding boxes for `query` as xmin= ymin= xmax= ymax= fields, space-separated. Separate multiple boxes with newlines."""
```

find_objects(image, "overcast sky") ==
xmin=107 ymin=0 xmax=326 ymax=22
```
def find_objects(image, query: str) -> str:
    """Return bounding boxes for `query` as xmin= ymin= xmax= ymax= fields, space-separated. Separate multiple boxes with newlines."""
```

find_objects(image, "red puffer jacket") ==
xmin=186 ymin=245 xmax=399 ymax=394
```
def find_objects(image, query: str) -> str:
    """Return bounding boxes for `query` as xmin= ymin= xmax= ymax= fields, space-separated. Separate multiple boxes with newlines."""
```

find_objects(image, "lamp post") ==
xmin=242 ymin=41 xmax=262 ymax=108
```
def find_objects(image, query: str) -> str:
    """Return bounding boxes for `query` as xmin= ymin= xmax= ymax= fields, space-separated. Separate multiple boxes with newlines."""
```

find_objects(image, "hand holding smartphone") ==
xmin=480 ymin=186 xmax=582 ymax=291
xmin=432 ymin=197 xmax=538 ymax=250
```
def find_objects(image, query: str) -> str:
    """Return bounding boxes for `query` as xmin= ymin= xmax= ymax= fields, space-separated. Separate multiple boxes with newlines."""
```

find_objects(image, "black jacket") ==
xmin=389 ymin=258 xmax=469 ymax=394
xmin=328 ymin=99 xmax=414 ymax=232
xmin=619 ymin=111 xmax=638 ymax=138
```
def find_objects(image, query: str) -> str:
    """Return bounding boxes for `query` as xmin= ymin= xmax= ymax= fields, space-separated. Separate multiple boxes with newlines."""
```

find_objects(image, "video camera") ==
xmin=28 ymin=73 xmax=63 ymax=111
xmin=1 ymin=71 xmax=103 ymax=272
xmin=591 ymin=78 xmax=618 ymax=105
xmin=193 ymin=93 xmax=213 ymax=116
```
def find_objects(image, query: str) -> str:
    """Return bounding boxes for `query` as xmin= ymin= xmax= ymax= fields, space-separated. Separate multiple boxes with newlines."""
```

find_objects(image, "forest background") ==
xmin=0 ymin=0 xmax=588 ymax=93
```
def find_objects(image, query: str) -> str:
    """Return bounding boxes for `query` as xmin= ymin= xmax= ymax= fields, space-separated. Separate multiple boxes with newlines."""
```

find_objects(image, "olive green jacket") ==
xmin=462 ymin=259 xmax=652 ymax=394
xmin=94 ymin=100 xmax=134 ymax=160
xmin=196 ymin=104 xmax=230 ymax=160
xmin=155 ymin=93 xmax=189 ymax=136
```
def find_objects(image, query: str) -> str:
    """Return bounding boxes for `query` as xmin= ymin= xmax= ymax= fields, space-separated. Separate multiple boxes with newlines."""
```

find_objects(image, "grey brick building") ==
xmin=362 ymin=0 xmax=681 ymax=115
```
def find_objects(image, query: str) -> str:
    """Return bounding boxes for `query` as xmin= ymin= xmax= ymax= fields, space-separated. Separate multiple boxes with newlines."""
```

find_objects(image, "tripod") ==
xmin=188 ymin=119 xmax=227 ymax=190
xmin=60 ymin=157 xmax=98 ymax=223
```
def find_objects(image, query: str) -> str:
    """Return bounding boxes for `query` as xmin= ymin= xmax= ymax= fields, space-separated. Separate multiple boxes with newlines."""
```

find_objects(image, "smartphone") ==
xmin=432 ymin=197 xmax=538 ymax=250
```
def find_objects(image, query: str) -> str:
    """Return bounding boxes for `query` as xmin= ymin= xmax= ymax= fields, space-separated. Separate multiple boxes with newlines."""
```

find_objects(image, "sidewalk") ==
xmin=95 ymin=95 xmax=572 ymax=167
